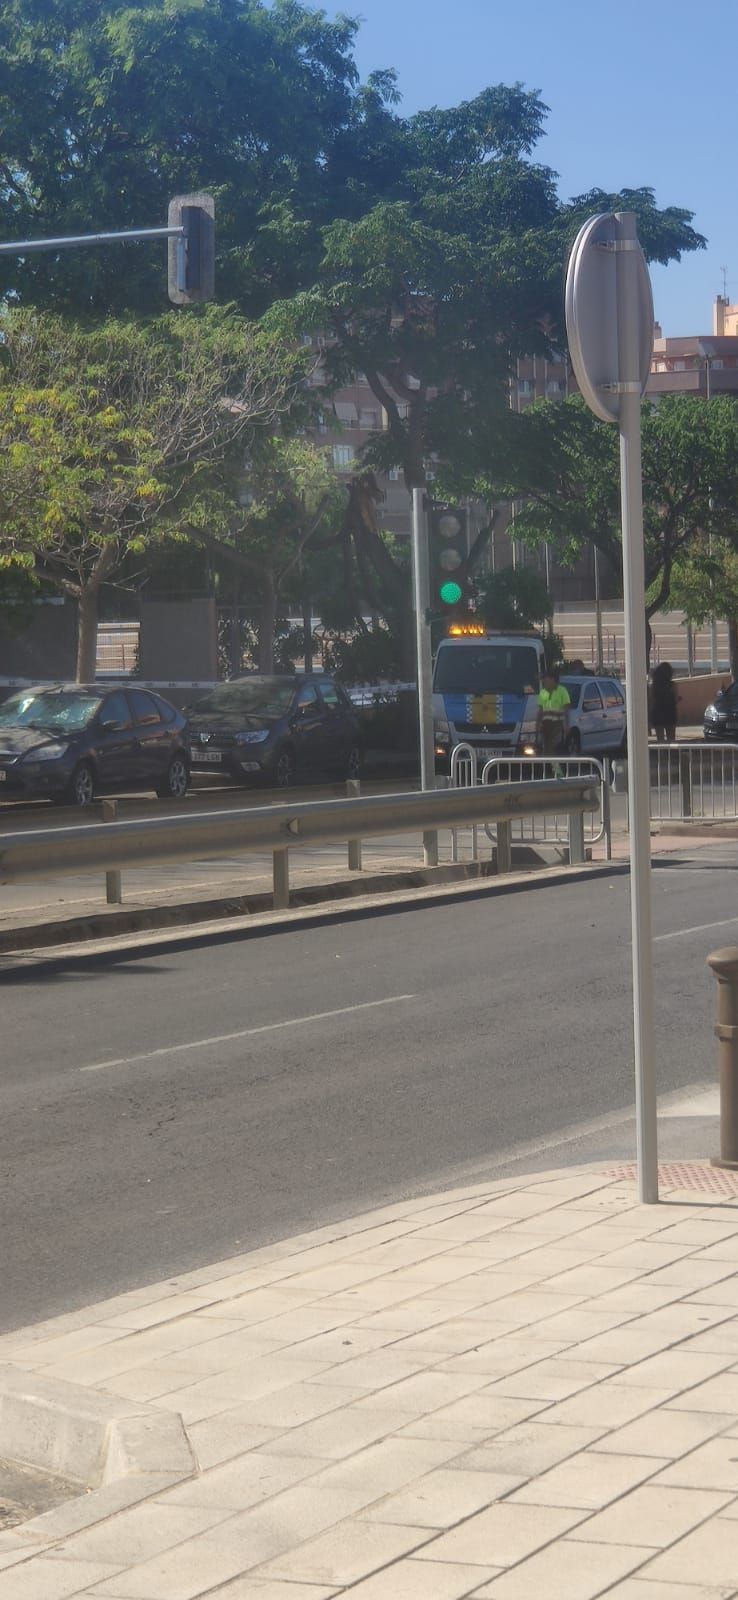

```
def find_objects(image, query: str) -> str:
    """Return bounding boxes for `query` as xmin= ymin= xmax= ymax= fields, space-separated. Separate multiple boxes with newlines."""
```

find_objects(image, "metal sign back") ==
xmin=565 ymin=212 xmax=653 ymax=424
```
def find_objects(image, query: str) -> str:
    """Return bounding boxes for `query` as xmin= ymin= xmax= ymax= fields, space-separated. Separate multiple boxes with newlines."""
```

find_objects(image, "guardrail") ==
xmin=649 ymin=742 xmax=738 ymax=823
xmin=0 ymin=778 xmax=598 ymax=914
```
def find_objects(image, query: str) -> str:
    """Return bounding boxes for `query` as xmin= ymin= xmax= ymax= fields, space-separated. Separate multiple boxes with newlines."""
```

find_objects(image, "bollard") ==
xmin=346 ymin=778 xmax=362 ymax=871
xmin=272 ymin=847 xmax=290 ymax=910
xmin=707 ymin=947 xmax=738 ymax=1169
xmin=496 ymin=820 xmax=512 ymax=875
xmin=101 ymin=798 xmax=122 ymax=905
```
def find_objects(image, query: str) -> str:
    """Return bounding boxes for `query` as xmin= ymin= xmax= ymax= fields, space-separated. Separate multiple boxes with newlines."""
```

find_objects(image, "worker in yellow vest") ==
xmin=537 ymin=668 xmax=571 ymax=757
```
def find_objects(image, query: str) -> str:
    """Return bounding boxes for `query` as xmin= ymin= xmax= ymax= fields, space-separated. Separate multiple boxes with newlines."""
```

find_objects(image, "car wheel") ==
xmin=275 ymin=748 xmax=296 ymax=789
xmin=68 ymin=761 xmax=95 ymax=808
xmin=157 ymin=753 xmax=189 ymax=800
xmin=564 ymin=729 xmax=581 ymax=754
xmin=346 ymin=745 xmax=362 ymax=782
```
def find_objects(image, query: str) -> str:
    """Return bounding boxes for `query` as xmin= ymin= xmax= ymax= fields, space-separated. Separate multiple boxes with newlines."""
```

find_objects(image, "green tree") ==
xmin=0 ymin=0 xmax=365 ymax=315
xmin=671 ymin=538 xmax=738 ymax=679
xmin=493 ymin=395 xmax=738 ymax=660
xmin=476 ymin=566 xmax=552 ymax=632
xmin=185 ymin=433 xmax=345 ymax=673
xmin=266 ymin=88 xmax=702 ymax=650
xmin=0 ymin=306 xmax=301 ymax=678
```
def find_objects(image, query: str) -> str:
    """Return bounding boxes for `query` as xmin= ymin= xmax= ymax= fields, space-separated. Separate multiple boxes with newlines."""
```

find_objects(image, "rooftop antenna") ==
xmin=721 ymin=265 xmax=728 ymax=299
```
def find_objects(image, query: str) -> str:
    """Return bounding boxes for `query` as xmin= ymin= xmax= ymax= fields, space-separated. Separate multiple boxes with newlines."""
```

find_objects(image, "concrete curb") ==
xmin=0 ymin=1364 xmax=195 ymax=1543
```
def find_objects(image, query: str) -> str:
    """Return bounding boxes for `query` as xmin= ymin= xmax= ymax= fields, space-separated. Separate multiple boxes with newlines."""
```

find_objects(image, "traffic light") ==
xmin=429 ymin=504 xmax=469 ymax=611
xmin=168 ymin=193 xmax=215 ymax=304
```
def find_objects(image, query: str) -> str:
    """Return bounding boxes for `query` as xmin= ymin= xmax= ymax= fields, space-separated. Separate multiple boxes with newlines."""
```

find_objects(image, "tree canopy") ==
xmin=0 ymin=305 xmax=303 ymax=677
xmin=0 ymin=0 xmax=364 ymax=314
xmin=492 ymin=394 xmax=738 ymax=658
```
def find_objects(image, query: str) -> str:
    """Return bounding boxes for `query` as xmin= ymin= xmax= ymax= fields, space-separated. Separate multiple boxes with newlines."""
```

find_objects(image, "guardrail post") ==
xmin=496 ymin=820 xmax=512 ymax=874
xmin=346 ymin=779 xmax=362 ymax=870
xmin=679 ymin=749 xmax=693 ymax=818
xmin=273 ymin=847 xmax=290 ymax=910
xmin=423 ymin=826 xmax=439 ymax=869
xmin=568 ymin=809 xmax=585 ymax=865
xmin=101 ymin=799 xmax=122 ymax=904
xmin=707 ymin=947 xmax=738 ymax=1169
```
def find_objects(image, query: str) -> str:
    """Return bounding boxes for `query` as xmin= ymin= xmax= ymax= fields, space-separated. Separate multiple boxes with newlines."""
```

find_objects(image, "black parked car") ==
xmin=704 ymin=682 xmax=738 ymax=742
xmin=0 ymin=685 xmax=190 ymax=806
xmin=188 ymin=674 xmax=363 ymax=788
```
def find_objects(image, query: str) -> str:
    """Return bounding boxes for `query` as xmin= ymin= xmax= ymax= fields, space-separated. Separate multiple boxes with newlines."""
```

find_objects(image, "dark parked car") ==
xmin=0 ymin=685 xmax=190 ymax=806
xmin=704 ymin=682 xmax=738 ymax=741
xmin=187 ymin=674 xmax=363 ymax=788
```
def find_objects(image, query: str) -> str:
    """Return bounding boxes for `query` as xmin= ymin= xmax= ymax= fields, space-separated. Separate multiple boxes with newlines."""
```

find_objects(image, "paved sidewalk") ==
xmin=3 ymin=1164 xmax=738 ymax=1596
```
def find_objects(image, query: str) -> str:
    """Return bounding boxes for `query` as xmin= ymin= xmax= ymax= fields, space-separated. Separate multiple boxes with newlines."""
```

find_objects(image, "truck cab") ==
xmin=432 ymin=625 xmax=544 ymax=769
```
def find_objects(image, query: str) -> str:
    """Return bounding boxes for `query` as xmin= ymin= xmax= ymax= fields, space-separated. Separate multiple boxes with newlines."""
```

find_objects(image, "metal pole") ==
xmin=594 ymin=545 xmax=604 ymax=672
xmin=101 ymin=798 xmax=122 ymax=905
xmin=496 ymin=820 xmax=512 ymax=874
xmin=568 ymin=809 xmax=585 ymax=865
xmin=346 ymin=778 xmax=362 ymax=870
xmin=272 ymin=847 xmax=290 ymax=910
xmin=411 ymin=487 xmax=438 ymax=867
xmin=616 ymin=210 xmax=658 ymax=1203
xmin=0 ymin=224 xmax=184 ymax=255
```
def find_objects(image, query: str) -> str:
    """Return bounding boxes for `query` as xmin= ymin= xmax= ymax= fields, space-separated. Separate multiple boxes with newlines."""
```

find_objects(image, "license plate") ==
xmin=191 ymin=749 xmax=222 ymax=764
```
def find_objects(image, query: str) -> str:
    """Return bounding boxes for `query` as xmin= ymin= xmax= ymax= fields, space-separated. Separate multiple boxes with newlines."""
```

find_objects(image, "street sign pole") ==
xmin=411 ymin=487 xmax=439 ymax=866
xmin=615 ymin=212 xmax=658 ymax=1204
xmin=565 ymin=208 xmax=658 ymax=1203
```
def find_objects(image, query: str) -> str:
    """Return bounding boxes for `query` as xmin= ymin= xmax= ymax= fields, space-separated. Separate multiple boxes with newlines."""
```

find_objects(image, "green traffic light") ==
xmin=439 ymin=579 xmax=463 ymax=605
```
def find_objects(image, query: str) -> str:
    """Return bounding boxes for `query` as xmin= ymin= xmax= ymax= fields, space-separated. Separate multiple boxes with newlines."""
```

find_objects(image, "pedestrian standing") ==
xmin=650 ymin=661 xmax=678 ymax=742
xmin=537 ymin=668 xmax=571 ymax=756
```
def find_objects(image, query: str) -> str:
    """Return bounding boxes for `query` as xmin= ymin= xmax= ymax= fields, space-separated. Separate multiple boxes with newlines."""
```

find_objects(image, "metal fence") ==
xmin=449 ymin=744 xmax=609 ymax=856
xmin=0 ymin=777 xmax=598 ymax=914
xmin=649 ymin=742 xmax=738 ymax=823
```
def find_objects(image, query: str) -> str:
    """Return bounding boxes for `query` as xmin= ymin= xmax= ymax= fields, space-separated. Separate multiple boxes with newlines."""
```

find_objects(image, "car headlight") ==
xmin=705 ymin=706 xmax=718 ymax=720
xmin=235 ymin=729 xmax=270 ymax=745
xmin=25 ymin=744 xmax=67 ymax=762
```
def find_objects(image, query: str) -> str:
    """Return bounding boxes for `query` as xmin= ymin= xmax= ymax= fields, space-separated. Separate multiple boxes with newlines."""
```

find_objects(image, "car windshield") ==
xmin=434 ymin=645 xmax=540 ymax=696
xmin=561 ymin=682 xmax=582 ymax=707
xmin=191 ymin=681 xmax=295 ymax=717
xmin=0 ymin=689 xmax=102 ymax=732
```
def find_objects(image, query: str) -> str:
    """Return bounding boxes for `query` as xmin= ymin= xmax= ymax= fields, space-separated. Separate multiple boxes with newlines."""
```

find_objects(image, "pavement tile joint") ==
xmin=3 ymin=1161 xmax=738 ymax=1597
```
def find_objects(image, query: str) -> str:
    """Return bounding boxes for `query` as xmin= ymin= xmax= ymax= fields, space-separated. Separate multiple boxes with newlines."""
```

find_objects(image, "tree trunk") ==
xmin=729 ymin=618 xmax=738 ymax=680
xmin=257 ymin=572 xmax=276 ymax=674
xmin=76 ymin=584 xmax=100 ymax=682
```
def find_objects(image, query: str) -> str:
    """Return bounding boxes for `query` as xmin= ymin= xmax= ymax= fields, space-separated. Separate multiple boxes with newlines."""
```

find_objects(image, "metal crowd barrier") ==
xmin=0 ymin=778 xmax=598 ymax=913
xmin=649 ymin=742 xmax=738 ymax=823
xmin=449 ymin=745 xmax=610 ymax=859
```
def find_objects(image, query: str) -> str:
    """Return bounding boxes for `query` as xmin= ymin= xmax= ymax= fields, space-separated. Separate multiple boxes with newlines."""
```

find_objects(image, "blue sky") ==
xmin=322 ymin=0 xmax=734 ymax=336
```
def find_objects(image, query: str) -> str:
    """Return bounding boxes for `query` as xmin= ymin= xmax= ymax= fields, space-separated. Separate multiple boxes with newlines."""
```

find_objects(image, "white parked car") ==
xmin=560 ymin=675 xmax=627 ymax=754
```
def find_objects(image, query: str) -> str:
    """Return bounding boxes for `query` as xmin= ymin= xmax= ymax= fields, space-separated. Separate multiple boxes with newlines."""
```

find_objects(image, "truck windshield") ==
xmin=434 ymin=645 xmax=540 ymax=696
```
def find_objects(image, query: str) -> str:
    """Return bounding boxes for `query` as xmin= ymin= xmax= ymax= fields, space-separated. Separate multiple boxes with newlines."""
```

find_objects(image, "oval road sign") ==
xmin=565 ymin=212 xmax=653 ymax=424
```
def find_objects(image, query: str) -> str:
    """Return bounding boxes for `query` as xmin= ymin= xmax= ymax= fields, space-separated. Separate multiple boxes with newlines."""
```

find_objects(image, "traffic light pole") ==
xmin=411 ymin=488 xmax=439 ymax=867
xmin=0 ymin=194 xmax=214 ymax=303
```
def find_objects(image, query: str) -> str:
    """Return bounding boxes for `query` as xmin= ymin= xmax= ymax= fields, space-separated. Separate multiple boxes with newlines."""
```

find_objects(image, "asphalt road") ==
xmin=2 ymin=850 xmax=736 ymax=1333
